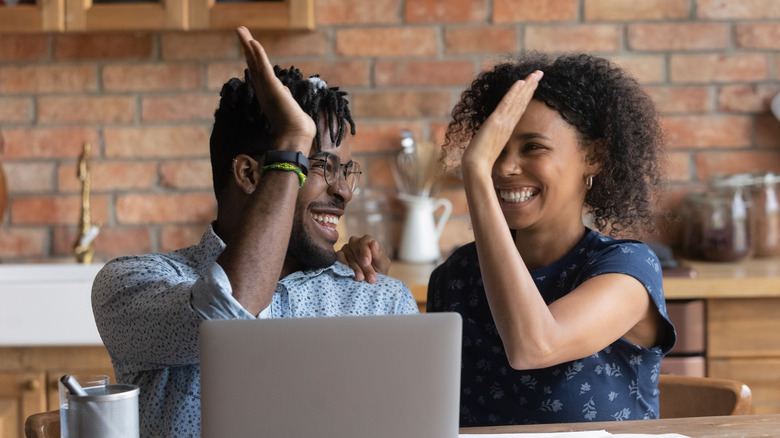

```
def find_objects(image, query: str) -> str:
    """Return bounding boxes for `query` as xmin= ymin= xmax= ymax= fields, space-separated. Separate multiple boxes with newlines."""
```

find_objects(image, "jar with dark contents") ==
xmin=700 ymin=174 xmax=753 ymax=262
xmin=681 ymin=192 xmax=707 ymax=259
xmin=750 ymin=172 xmax=780 ymax=257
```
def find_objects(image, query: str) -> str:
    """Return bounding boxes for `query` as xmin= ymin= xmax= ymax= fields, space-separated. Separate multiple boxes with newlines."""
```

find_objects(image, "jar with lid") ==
xmin=699 ymin=174 xmax=754 ymax=262
xmin=750 ymin=172 xmax=780 ymax=257
xmin=680 ymin=192 xmax=707 ymax=259
xmin=343 ymin=188 xmax=393 ymax=258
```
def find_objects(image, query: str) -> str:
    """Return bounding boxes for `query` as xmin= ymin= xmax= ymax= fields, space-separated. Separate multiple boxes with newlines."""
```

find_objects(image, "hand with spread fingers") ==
xmin=236 ymin=26 xmax=316 ymax=154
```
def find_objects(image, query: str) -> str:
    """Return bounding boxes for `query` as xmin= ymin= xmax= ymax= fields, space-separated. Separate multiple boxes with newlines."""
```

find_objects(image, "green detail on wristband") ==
xmin=262 ymin=162 xmax=306 ymax=188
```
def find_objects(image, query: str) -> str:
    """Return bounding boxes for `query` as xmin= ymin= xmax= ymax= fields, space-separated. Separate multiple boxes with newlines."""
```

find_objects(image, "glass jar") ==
xmin=343 ymin=188 xmax=393 ymax=258
xmin=680 ymin=192 xmax=707 ymax=260
xmin=700 ymin=174 xmax=753 ymax=262
xmin=750 ymin=172 xmax=780 ymax=257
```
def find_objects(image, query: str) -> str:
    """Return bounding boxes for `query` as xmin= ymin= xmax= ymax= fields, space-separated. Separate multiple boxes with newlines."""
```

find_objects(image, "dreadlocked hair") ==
xmin=443 ymin=51 xmax=664 ymax=237
xmin=209 ymin=67 xmax=356 ymax=198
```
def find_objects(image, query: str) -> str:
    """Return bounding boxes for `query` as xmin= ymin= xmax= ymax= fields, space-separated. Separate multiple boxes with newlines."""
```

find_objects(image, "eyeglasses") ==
xmin=308 ymin=152 xmax=362 ymax=193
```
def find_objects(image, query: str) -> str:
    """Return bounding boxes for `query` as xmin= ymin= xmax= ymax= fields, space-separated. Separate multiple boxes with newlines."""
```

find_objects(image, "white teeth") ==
xmin=499 ymin=189 xmax=534 ymax=203
xmin=312 ymin=214 xmax=339 ymax=227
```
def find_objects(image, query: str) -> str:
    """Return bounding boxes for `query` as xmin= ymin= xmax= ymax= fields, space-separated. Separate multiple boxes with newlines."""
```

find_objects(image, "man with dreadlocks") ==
xmin=92 ymin=27 xmax=417 ymax=437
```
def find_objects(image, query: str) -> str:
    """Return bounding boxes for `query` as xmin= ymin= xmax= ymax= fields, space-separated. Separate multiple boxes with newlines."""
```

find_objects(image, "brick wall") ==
xmin=1 ymin=0 xmax=780 ymax=263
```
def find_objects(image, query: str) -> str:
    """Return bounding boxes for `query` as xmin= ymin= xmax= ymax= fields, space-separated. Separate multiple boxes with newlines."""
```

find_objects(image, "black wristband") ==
xmin=264 ymin=150 xmax=309 ymax=176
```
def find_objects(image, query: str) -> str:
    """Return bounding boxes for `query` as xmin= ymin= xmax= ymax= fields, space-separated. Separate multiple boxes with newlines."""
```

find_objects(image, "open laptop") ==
xmin=199 ymin=313 xmax=462 ymax=438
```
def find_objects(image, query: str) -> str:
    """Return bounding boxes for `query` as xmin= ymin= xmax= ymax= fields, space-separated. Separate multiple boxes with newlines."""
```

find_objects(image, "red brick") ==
xmin=116 ymin=193 xmax=216 ymax=224
xmin=0 ymin=97 xmax=32 ymax=123
xmin=315 ymin=0 xmax=400 ymax=24
xmin=628 ymin=23 xmax=729 ymax=51
xmin=161 ymin=225 xmax=208 ymax=252
xmin=609 ymin=56 xmax=665 ymax=84
xmin=697 ymin=0 xmax=780 ymax=19
xmin=375 ymin=60 xmax=475 ymax=87
xmin=336 ymin=28 xmax=437 ymax=57
xmin=661 ymin=115 xmax=752 ymax=148
xmin=253 ymin=31 xmax=329 ymax=57
xmin=11 ymin=195 xmax=109 ymax=225
xmin=2 ymin=162 xmax=55 ymax=193
xmin=718 ymin=84 xmax=780 ymax=113
xmin=142 ymin=93 xmax=217 ymax=122
xmin=366 ymin=156 xmax=398 ymax=189
xmin=645 ymin=86 xmax=712 ymax=114
xmin=103 ymin=63 xmax=201 ymax=92
xmin=38 ymin=96 xmax=135 ymax=123
xmin=207 ymin=60 xmax=372 ymax=90
xmin=159 ymin=160 xmax=213 ymax=189
xmin=52 ymin=226 xmax=153 ymax=259
xmin=54 ymin=33 xmax=153 ymax=59
xmin=207 ymin=61 xmax=247 ymax=90
xmin=350 ymin=122 xmax=427 ymax=153
xmin=525 ymin=25 xmax=620 ymax=52
xmin=736 ymin=23 xmax=780 ymax=49
xmin=494 ymin=0 xmax=578 ymax=22
xmin=2 ymin=127 xmax=99 ymax=159
xmin=664 ymin=152 xmax=692 ymax=182
xmin=0 ymin=34 xmax=49 ymax=61
xmin=104 ymin=126 xmax=210 ymax=158
xmin=161 ymin=31 xmax=237 ymax=60
xmin=351 ymin=91 xmax=452 ymax=118
xmin=0 ymin=228 xmax=47 ymax=257
xmin=58 ymin=161 xmax=158 ymax=191
xmin=585 ymin=0 xmax=689 ymax=20
xmin=695 ymin=151 xmax=780 ymax=180
xmin=0 ymin=65 xmax=97 ymax=94
xmin=756 ymin=114 xmax=780 ymax=148
xmin=444 ymin=26 xmax=517 ymax=55
xmin=670 ymin=54 xmax=768 ymax=83
xmin=405 ymin=0 xmax=487 ymax=23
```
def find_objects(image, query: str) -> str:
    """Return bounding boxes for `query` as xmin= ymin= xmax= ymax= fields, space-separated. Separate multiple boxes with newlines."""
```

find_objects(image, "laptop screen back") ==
xmin=199 ymin=313 xmax=462 ymax=438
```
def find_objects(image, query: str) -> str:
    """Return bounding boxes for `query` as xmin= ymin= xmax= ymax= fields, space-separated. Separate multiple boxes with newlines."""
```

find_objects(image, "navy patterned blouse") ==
xmin=427 ymin=228 xmax=676 ymax=426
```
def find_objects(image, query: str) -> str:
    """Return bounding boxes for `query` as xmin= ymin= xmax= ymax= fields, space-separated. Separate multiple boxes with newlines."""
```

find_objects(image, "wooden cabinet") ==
xmin=0 ymin=346 xmax=114 ymax=438
xmin=0 ymin=371 xmax=46 ymax=438
xmin=0 ymin=0 xmax=312 ymax=33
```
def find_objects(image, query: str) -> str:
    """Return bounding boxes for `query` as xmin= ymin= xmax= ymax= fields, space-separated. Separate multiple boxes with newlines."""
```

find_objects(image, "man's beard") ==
xmin=286 ymin=206 xmax=338 ymax=271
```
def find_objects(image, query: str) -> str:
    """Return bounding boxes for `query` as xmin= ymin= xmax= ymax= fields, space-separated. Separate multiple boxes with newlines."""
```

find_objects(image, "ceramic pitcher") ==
xmin=397 ymin=193 xmax=452 ymax=263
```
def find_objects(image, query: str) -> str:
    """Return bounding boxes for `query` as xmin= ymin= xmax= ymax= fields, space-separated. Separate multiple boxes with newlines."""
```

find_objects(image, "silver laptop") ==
xmin=199 ymin=313 xmax=462 ymax=438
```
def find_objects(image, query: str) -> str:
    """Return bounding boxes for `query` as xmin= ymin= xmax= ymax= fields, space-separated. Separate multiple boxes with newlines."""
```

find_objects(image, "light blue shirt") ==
xmin=92 ymin=225 xmax=418 ymax=438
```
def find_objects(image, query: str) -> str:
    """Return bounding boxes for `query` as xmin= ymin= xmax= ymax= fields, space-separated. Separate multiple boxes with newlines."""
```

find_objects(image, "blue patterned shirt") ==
xmin=428 ymin=228 xmax=676 ymax=426
xmin=92 ymin=225 xmax=418 ymax=438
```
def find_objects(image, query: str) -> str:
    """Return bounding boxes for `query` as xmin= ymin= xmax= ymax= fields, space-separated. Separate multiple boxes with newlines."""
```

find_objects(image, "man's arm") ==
xmin=215 ymin=27 xmax=317 ymax=316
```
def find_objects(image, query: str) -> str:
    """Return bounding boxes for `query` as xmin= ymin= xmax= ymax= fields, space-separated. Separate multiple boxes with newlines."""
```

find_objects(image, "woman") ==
xmin=342 ymin=52 xmax=676 ymax=426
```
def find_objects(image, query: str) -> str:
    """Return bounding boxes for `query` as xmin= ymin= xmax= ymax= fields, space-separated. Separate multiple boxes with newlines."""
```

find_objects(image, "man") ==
xmin=92 ymin=27 xmax=417 ymax=438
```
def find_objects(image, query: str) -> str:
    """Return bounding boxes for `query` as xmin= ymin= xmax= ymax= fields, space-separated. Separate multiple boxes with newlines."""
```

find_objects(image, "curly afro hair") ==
xmin=210 ymin=67 xmax=355 ymax=198
xmin=443 ymin=52 xmax=664 ymax=236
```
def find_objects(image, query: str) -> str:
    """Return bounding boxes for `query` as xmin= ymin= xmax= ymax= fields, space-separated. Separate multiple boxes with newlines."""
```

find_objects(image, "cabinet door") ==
xmin=64 ymin=0 xmax=186 ymax=31
xmin=0 ymin=0 xmax=64 ymax=32
xmin=709 ymin=358 xmax=780 ymax=415
xmin=707 ymin=298 xmax=780 ymax=357
xmin=0 ymin=371 xmax=46 ymax=438
xmin=189 ymin=0 xmax=313 ymax=30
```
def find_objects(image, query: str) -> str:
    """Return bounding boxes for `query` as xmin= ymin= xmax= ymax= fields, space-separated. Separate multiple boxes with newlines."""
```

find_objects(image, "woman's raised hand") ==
xmin=461 ymin=70 xmax=543 ymax=175
xmin=236 ymin=26 xmax=316 ymax=154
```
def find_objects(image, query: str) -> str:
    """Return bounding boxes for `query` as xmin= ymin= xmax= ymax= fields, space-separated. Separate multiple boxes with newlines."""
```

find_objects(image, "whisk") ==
xmin=393 ymin=131 xmax=441 ymax=198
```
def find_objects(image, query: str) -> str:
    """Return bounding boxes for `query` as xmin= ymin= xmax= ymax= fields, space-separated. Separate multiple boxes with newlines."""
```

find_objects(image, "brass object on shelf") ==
xmin=73 ymin=142 xmax=100 ymax=264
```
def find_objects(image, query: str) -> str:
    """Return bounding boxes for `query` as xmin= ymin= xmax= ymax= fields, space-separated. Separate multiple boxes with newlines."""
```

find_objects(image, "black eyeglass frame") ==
xmin=308 ymin=152 xmax=362 ymax=193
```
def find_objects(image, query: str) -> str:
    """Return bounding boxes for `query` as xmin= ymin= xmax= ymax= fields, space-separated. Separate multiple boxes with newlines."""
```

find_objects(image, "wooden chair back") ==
xmin=24 ymin=409 xmax=60 ymax=438
xmin=658 ymin=373 xmax=752 ymax=418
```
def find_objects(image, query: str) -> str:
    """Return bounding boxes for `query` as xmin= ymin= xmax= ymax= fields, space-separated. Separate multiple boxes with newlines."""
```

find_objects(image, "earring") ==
xmin=247 ymin=187 xmax=254 ymax=195
xmin=585 ymin=175 xmax=593 ymax=190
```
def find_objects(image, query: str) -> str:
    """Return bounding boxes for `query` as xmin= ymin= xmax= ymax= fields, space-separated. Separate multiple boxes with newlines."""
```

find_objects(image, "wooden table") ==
xmin=459 ymin=414 xmax=780 ymax=437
